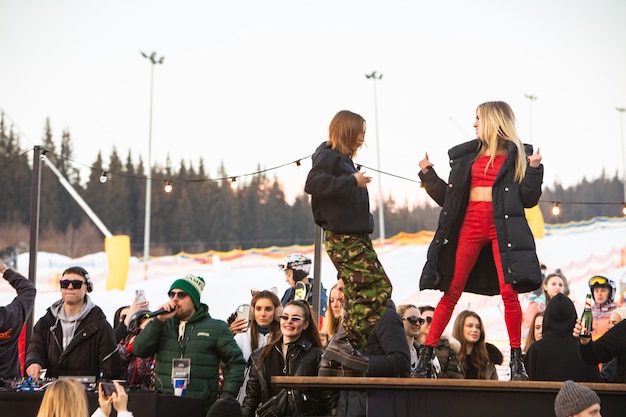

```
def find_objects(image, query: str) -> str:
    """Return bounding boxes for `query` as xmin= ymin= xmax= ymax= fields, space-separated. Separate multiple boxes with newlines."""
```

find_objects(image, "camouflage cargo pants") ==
xmin=324 ymin=230 xmax=392 ymax=349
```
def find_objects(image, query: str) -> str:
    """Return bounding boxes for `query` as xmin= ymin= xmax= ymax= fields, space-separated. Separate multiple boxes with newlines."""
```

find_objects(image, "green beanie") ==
xmin=170 ymin=274 xmax=206 ymax=308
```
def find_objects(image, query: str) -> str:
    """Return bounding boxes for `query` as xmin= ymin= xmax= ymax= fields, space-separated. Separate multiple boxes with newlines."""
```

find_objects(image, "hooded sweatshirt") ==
xmin=25 ymin=295 xmax=121 ymax=378
xmin=526 ymin=293 xmax=600 ymax=381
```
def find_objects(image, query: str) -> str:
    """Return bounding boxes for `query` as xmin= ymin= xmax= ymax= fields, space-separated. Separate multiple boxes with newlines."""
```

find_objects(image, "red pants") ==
xmin=425 ymin=201 xmax=522 ymax=348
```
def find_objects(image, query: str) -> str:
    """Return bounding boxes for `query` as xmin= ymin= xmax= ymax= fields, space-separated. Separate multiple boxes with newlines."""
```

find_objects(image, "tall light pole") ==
xmin=617 ymin=106 xmax=626 ymax=208
xmin=141 ymin=51 xmax=164 ymax=279
xmin=524 ymin=94 xmax=538 ymax=142
xmin=365 ymin=70 xmax=385 ymax=243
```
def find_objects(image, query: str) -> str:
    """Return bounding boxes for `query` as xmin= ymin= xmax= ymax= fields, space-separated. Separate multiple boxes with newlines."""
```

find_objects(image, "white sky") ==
xmin=1 ymin=0 xmax=625 ymax=207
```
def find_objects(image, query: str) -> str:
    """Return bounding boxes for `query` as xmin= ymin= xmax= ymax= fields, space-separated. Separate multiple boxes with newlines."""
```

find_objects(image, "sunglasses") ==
xmin=168 ymin=291 xmax=188 ymax=300
xmin=60 ymin=279 xmax=85 ymax=289
xmin=278 ymin=315 xmax=303 ymax=323
xmin=403 ymin=316 xmax=425 ymax=326
xmin=589 ymin=276 xmax=608 ymax=286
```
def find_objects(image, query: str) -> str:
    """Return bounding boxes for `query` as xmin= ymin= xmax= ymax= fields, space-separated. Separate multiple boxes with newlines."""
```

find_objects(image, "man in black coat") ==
xmin=574 ymin=316 xmax=626 ymax=383
xmin=25 ymin=266 xmax=121 ymax=379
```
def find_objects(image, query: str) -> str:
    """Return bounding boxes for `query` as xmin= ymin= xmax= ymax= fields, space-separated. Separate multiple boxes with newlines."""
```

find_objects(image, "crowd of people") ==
xmin=1 ymin=102 xmax=624 ymax=417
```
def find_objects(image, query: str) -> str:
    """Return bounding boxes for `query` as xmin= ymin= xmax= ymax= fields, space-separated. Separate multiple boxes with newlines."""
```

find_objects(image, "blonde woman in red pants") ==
xmin=416 ymin=101 xmax=543 ymax=380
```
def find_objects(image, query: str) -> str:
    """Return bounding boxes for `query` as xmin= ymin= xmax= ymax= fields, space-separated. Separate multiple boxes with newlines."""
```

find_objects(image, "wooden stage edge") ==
xmin=273 ymin=376 xmax=626 ymax=393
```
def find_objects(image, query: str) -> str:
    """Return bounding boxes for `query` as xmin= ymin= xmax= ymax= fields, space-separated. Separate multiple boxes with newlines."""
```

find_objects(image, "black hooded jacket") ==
xmin=526 ymin=293 xmax=600 ymax=382
xmin=305 ymin=141 xmax=374 ymax=234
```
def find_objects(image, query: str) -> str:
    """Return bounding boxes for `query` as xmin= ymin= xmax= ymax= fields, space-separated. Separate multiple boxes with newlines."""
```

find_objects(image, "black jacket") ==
xmin=305 ymin=141 xmax=374 ymax=234
xmin=336 ymin=301 xmax=411 ymax=417
xmin=418 ymin=139 xmax=544 ymax=295
xmin=25 ymin=300 xmax=121 ymax=379
xmin=0 ymin=269 xmax=36 ymax=378
xmin=580 ymin=319 xmax=626 ymax=383
xmin=526 ymin=293 xmax=600 ymax=382
xmin=241 ymin=336 xmax=336 ymax=417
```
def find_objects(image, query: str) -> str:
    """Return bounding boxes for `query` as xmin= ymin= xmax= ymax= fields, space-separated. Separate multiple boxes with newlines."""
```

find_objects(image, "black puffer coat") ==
xmin=418 ymin=139 xmax=543 ymax=295
xmin=241 ymin=336 xmax=337 ymax=417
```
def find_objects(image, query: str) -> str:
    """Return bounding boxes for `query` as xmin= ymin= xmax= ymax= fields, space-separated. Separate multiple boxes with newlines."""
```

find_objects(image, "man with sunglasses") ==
xmin=132 ymin=273 xmax=245 ymax=412
xmin=25 ymin=266 xmax=121 ymax=380
xmin=0 ymin=260 xmax=36 ymax=378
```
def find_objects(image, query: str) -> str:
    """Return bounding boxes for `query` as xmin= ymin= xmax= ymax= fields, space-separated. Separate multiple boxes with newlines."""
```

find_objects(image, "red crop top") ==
xmin=471 ymin=155 xmax=506 ymax=188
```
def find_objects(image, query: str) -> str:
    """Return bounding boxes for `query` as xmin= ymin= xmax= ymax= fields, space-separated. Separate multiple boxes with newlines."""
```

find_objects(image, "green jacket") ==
xmin=132 ymin=304 xmax=245 ymax=409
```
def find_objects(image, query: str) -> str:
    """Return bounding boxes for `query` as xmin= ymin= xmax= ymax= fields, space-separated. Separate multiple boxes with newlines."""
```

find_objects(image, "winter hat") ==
xmin=554 ymin=380 xmax=600 ymax=417
xmin=169 ymin=274 xmax=206 ymax=308
xmin=206 ymin=396 xmax=242 ymax=417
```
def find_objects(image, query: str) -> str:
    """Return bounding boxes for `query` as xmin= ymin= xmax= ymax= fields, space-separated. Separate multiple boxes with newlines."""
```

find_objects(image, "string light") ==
xmin=16 ymin=148 xmax=626 ymax=212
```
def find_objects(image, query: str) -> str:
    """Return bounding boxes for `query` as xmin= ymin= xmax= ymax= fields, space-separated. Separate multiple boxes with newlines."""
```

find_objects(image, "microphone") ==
xmin=143 ymin=308 xmax=169 ymax=319
xmin=127 ymin=308 xmax=171 ymax=333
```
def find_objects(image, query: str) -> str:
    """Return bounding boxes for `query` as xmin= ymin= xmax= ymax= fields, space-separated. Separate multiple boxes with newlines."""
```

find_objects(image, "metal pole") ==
xmin=365 ymin=71 xmax=385 ymax=243
xmin=617 ymin=107 xmax=626 ymax=205
xmin=141 ymin=52 xmax=164 ymax=280
xmin=27 ymin=146 xmax=43 ymax=347
xmin=524 ymin=94 xmax=538 ymax=143
xmin=311 ymin=225 xmax=323 ymax=319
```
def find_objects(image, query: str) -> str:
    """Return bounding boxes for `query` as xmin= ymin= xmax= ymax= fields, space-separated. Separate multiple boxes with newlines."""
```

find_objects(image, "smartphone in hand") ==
xmin=101 ymin=382 xmax=116 ymax=397
xmin=136 ymin=289 xmax=146 ymax=304
xmin=236 ymin=304 xmax=251 ymax=328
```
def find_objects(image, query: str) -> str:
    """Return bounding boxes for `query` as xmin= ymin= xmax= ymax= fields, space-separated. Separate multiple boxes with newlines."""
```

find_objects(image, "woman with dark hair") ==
xmin=416 ymin=101 xmax=543 ymax=380
xmin=231 ymin=290 xmax=282 ymax=361
xmin=241 ymin=300 xmax=337 ymax=417
xmin=452 ymin=310 xmax=499 ymax=380
xmin=523 ymin=273 xmax=564 ymax=330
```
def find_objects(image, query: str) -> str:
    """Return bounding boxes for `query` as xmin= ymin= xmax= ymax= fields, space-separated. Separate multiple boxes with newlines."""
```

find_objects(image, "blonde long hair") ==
xmin=476 ymin=101 xmax=526 ymax=183
xmin=36 ymin=379 xmax=89 ymax=417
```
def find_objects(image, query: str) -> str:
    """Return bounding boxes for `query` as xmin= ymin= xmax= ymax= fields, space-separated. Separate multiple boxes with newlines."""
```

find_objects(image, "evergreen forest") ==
xmin=1 ymin=115 xmax=625 ymax=258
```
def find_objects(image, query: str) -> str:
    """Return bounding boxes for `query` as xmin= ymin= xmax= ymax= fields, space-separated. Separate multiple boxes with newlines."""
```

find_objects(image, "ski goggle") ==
xmin=589 ymin=275 xmax=609 ymax=286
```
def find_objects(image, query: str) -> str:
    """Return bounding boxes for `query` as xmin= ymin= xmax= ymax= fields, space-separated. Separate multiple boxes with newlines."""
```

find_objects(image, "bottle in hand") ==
xmin=579 ymin=294 xmax=593 ymax=338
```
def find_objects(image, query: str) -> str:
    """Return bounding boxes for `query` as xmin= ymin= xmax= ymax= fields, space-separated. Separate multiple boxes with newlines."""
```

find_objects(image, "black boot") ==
xmin=510 ymin=347 xmax=529 ymax=381
xmin=414 ymin=345 xmax=437 ymax=378
xmin=319 ymin=323 xmax=369 ymax=376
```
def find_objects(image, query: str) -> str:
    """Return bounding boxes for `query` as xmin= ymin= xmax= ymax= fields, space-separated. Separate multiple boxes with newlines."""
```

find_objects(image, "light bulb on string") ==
xmin=622 ymin=204 xmax=626 ymax=216
xmin=99 ymin=172 xmax=108 ymax=183
xmin=230 ymin=177 xmax=238 ymax=189
xmin=164 ymin=180 xmax=173 ymax=193
xmin=551 ymin=202 xmax=560 ymax=216
xmin=295 ymin=160 xmax=301 ymax=168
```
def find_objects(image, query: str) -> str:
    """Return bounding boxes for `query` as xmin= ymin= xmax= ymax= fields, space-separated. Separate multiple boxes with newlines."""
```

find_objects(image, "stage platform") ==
xmin=274 ymin=377 xmax=626 ymax=417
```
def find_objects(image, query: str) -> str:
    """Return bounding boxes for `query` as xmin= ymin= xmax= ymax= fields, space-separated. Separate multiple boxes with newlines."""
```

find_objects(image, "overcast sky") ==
xmin=1 ymin=0 xmax=625 ymax=207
